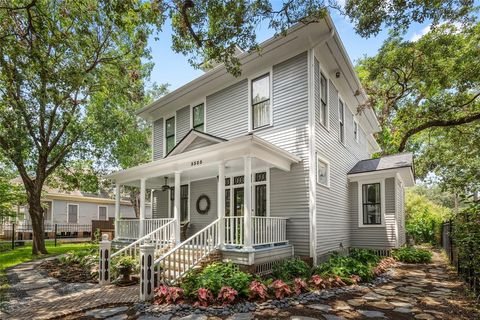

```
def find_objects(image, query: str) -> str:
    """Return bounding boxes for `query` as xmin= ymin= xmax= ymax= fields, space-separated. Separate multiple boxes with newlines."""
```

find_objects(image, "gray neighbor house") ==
xmin=107 ymin=14 xmax=414 ymax=280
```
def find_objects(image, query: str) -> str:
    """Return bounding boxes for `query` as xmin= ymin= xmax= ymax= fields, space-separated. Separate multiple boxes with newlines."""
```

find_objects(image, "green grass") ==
xmin=0 ymin=240 xmax=97 ymax=271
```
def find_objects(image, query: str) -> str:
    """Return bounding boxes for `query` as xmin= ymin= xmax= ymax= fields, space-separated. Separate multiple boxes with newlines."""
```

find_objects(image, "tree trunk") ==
xmin=28 ymin=188 xmax=47 ymax=255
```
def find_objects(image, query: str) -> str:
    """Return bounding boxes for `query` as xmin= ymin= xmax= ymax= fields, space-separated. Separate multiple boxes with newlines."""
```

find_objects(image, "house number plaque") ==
xmin=191 ymin=160 xmax=203 ymax=167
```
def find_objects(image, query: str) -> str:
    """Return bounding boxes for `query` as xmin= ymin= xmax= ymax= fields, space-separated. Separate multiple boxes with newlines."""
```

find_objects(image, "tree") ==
xmin=0 ymin=1 xmax=162 ymax=254
xmin=356 ymin=22 xmax=479 ymax=193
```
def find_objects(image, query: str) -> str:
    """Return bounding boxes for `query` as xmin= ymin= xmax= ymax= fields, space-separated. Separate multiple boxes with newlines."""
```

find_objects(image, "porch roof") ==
xmin=106 ymin=134 xmax=301 ymax=185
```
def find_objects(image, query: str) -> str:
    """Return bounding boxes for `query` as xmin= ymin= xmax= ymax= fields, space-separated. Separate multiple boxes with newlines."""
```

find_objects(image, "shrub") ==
xmin=312 ymin=252 xmax=377 ymax=282
xmin=392 ymin=247 xmax=432 ymax=263
xmin=293 ymin=278 xmax=308 ymax=294
xmin=310 ymin=274 xmax=329 ymax=289
xmin=217 ymin=286 xmax=238 ymax=305
xmin=349 ymin=248 xmax=380 ymax=264
xmin=154 ymin=286 xmax=184 ymax=304
xmin=248 ymin=280 xmax=268 ymax=301
xmin=269 ymin=279 xmax=292 ymax=299
xmin=111 ymin=255 xmax=140 ymax=280
xmin=180 ymin=262 xmax=252 ymax=297
xmin=272 ymin=258 xmax=311 ymax=282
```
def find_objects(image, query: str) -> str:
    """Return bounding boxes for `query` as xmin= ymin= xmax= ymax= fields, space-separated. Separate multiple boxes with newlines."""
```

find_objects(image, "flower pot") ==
xmin=117 ymin=265 xmax=132 ymax=282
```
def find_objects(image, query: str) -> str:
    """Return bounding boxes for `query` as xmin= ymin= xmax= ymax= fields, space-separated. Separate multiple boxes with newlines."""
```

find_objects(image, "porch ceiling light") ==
xmin=161 ymin=177 xmax=172 ymax=191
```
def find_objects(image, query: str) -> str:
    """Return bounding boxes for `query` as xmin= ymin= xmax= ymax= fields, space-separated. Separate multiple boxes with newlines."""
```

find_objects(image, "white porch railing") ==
xmin=112 ymin=219 xmax=176 ymax=259
xmin=224 ymin=216 xmax=244 ymax=245
xmin=252 ymin=216 xmax=288 ymax=246
xmin=116 ymin=218 xmax=173 ymax=240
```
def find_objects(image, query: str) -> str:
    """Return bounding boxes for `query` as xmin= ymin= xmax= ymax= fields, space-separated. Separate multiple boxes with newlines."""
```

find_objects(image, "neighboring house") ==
xmin=107 ymin=14 xmax=414 ymax=279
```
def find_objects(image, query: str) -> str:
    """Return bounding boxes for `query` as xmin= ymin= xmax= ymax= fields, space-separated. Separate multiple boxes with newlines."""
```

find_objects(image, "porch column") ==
xmin=243 ymin=156 xmax=253 ymax=250
xmin=174 ymin=171 xmax=181 ymax=244
xmin=139 ymin=178 xmax=146 ymax=237
xmin=217 ymin=161 xmax=225 ymax=247
xmin=114 ymin=183 xmax=121 ymax=239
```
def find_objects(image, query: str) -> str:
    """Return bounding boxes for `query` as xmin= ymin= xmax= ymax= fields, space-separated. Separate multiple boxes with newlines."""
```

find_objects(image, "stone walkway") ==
xmin=0 ymin=258 xmax=138 ymax=320
xmin=1 ymin=250 xmax=478 ymax=319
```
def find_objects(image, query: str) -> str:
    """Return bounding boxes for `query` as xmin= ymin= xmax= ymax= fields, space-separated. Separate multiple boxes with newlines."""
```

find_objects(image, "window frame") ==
xmin=353 ymin=118 xmax=359 ymax=143
xmin=319 ymin=71 xmax=329 ymax=129
xmin=97 ymin=205 xmax=108 ymax=221
xmin=190 ymin=98 xmax=206 ymax=132
xmin=316 ymin=154 xmax=330 ymax=188
xmin=67 ymin=203 xmax=79 ymax=224
xmin=248 ymin=68 xmax=273 ymax=132
xmin=357 ymin=179 xmax=385 ymax=228
xmin=164 ymin=115 xmax=176 ymax=155
xmin=338 ymin=97 xmax=346 ymax=145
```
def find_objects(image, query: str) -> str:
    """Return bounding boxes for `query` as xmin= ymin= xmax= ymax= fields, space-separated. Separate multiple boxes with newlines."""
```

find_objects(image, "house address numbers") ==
xmin=191 ymin=160 xmax=203 ymax=167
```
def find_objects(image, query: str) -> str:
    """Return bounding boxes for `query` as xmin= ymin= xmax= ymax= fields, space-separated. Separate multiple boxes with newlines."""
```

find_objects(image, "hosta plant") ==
xmin=293 ymin=278 xmax=309 ymax=295
xmin=154 ymin=286 xmax=184 ymax=304
xmin=269 ymin=279 xmax=292 ymax=299
xmin=217 ymin=286 xmax=238 ymax=305
xmin=196 ymin=288 xmax=214 ymax=307
xmin=248 ymin=280 xmax=269 ymax=301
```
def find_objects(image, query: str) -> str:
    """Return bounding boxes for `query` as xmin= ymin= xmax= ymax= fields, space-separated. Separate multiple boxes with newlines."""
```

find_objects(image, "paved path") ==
xmin=0 ymin=258 xmax=138 ymax=320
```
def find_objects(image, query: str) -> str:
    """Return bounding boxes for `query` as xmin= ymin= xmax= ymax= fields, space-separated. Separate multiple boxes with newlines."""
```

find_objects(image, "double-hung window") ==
xmin=165 ymin=116 xmax=175 ymax=154
xmin=353 ymin=119 xmax=359 ymax=142
xmin=98 ymin=206 xmax=107 ymax=220
xmin=320 ymin=73 xmax=328 ymax=126
xmin=339 ymin=99 xmax=345 ymax=144
xmin=362 ymin=183 xmax=381 ymax=225
xmin=316 ymin=155 xmax=329 ymax=187
xmin=67 ymin=204 xmax=78 ymax=224
xmin=251 ymin=74 xmax=271 ymax=130
xmin=192 ymin=103 xmax=205 ymax=132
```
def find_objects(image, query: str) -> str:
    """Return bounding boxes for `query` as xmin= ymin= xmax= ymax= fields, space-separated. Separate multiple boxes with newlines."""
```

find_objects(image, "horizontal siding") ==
xmin=50 ymin=200 xmax=135 ymax=224
xmin=183 ymin=138 xmax=218 ymax=153
xmin=206 ymin=79 xmax=248 ymax=139
xmin=188 ymin=178 xmax=217 ymax=236
xmin=153 ymin=118 xmax=164 ymax=160
xmin=265 ymin=52 xmax=310 ymax=257
xmin=385 ymin=177 xmax=395 ymax=213
xmin=349 ymin=182 xmax=397 ymax=249
xmin=176 ymin=106 xmax=190 ymax=143
xmin=315 ymin=68 xmax=370 ymax=260
xmin=153 ymin=190 xmax=169 ymax=219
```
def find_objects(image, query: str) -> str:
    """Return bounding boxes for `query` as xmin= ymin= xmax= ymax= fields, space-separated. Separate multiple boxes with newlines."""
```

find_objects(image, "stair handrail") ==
xmin=154 ymin=218 xmax=221 ymax=284
xmin=112 ymin=219 xmax=176 ymax=259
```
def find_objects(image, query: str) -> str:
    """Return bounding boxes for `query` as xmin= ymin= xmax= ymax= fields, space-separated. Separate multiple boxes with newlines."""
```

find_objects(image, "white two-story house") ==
xmin=107 ymin=14 xmax=414 ymax=280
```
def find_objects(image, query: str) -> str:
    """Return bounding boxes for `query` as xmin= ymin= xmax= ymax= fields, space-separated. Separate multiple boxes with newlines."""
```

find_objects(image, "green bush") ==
xmin=59 ymin=247 xmax=98 ymax=269
xmin=405 ymin=190 xmax=451 ymax=244
xmin=111 ymin=255 xmax=140 ymax=280
xmin=392 ymin=247 xmax=432 ymax=263
xmin=180 ymin=262 xmax=252 ymax=297
xmin=312 ymin=249 xmax=380 ymax=282
xmin=272 ymin=258 xmax=311 ymax=282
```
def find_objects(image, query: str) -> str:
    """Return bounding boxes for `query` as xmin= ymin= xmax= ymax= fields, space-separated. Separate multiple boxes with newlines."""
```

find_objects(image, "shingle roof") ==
xmin=348 ymin=153 xmax=413 ymax=175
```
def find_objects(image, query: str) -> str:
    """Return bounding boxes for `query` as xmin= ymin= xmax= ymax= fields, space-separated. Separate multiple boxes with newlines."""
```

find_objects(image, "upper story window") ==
xmin=251 ymin=73 xmax=271 ymax=130
xmin=353 ymin=119 xmax=359 ymax=142
xmin=165 ymin=116 xmax=175 ymax=154
xmin=316 ymin=155 xmax=330 ymax=187
xmin=320 ymin=73 xmax=328 ymax=126
xmin=192 ymin=103 xmax=205 ymax=132
xmin=339 ymin=99 xmax=345 ymax=144
xmin=362 ymin=183 xmax=381 ymax=225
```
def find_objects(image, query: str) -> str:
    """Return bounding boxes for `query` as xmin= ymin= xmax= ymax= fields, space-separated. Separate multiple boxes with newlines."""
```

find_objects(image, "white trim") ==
xmin=357 ymin=178 xmax=386 ymax=228
xmin=67 ymin=203 xmax=79 ymax=224
xmin=353 ymin=117 xmax=359 ymax=143
xmin=248 ymin=67 xmax=274 ymax=132
xmin=317 ymin=61 xmax=330 ymax=131
xmin=163 ymin=113 xmax=176 ymax=156
xmin=97 ymin=205 xmax=108 ymax=221
xmin=190 ymin=98 xmax=207 ymax=132
xmin=338 ymin=96 xmax=346 ymax=146
xmin=308 ymin=49 xmax=317 ymax=264
xmin=168 ymin=130 xmax=224 ymax=157
xmin=316 ymin=154 xmax=330 ymax=188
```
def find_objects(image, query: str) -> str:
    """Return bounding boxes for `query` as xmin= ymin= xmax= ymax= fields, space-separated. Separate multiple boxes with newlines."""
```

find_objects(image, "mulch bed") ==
xmin=38 ymin=259 xmax=97 ymax=283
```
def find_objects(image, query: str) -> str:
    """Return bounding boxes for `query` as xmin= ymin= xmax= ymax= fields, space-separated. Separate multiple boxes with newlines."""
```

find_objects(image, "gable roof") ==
xmin=348 ymin=153 xmax=414 ymax=175
xmin=166 ymin=129 xmax=226 ymax=157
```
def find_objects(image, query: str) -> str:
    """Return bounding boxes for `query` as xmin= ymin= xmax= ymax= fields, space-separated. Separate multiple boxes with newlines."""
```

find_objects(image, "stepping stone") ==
xmin=362 ymin=292 xmax=385 ymax=301
xmin=424 ymin=310 xmax=444 ymax=316
xmin=373 ymin=288 xmax=397 ymax=296
xmin=379 ymin=285 xmax=396 ymax=290
xmin=393 ymin=307 xmax=413 ymax=313
xmin=332 ymin=301 xmax=351 ymax=311
xmin=390 ymin=301 xmax=413 ymax=308
xmin=179 ymin=315 xmax=208 ymax=320
xmin=369 ymin=301 xmax=394 ymax=310
xmin=106 ymin=314 xmax=128 ymax=320
xmin=357 ymin=310 xmax=386 ymax=318
xmin=86 ymin=306 xmax=129 ymax=319
xmin=414 ymin=314 xmax=435 ymax=320
xmin=290 ymin=317 xmax=318 ymax=320
xmin=323 ymin=315 xmax=346 ymax=320
xmin=307 ymin=304 xmax=331 ymax=312
xmin=398 ymin=286 xmax=424 ymax=294
xmin=347 ymin=299 xmax=365 ymax=307
xmin=228 ymin=313 xmax=253 ymax=320
xmin=138 ymin=316 xmax=171 ymax=320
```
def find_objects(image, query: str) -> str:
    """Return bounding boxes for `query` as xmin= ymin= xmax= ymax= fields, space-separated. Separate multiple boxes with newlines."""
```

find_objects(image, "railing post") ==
xmin=99 ymin=234 xmax=111 ymax=285
xmin=140 ymin=240 xmax=155 ymax=301
xmin=115 ymin=183 xmax=121 ymax=239
xmin=243 ymin=156 xmax=253 ymax=250
xmin=174 ymin=172 xmax=181 ymax=245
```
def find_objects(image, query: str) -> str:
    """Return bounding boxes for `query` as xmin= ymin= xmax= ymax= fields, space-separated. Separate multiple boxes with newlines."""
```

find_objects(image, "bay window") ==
xmin=362 ymin=183 xmax=381 ymax=225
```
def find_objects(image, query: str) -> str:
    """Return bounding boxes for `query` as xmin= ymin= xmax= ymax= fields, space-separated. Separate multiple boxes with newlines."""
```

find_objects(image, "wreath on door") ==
xmin=196 ymin=194 xmax=210 ymax=215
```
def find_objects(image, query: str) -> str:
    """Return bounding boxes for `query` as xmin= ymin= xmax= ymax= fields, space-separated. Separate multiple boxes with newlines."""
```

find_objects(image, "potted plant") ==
xmin=115 ymin=256 xmax=138 ymax=285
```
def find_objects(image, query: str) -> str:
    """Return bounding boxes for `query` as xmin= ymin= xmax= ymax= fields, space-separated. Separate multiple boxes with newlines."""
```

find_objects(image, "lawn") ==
xmin=0 ymin=240 xmax=97 ymax=271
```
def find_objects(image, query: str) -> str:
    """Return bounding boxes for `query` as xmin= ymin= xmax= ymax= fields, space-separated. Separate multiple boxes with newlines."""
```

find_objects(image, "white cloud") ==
xmin=410 ymin=25 xmax=432 ymax=42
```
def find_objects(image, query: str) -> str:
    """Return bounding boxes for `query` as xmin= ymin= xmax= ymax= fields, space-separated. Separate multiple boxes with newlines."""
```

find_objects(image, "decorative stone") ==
xmin=347 ymin=299 xmax=365 ymax=307
xmin=290 ymin=317 xmax=318 ymax=320
xmin=393 ymin=307 xmax=413 ymax=313
xmin=390 ymin=301 xmax=413 ymax=308
xmin=85 ymin=306 xmax=129 ymax=319
xmin=414 ymin=313 xmax=435 ymax=320
xmin=357 ymin=310 xmax=386 ymax=318
xmin=362 ymin=292 xmax=385 ymax=301
xmin=306 ymin=304 xmax=331 ymax=312
xmin=398 ymin=286 xmax=424 ymax=294
xmin=369 ymin=301 xmax=394 ymax=310
xmin=373 ymin=288 xmax=397 ymax=296
xmin=323 ymin=315 xmax=346 ymax=320
xmin=106 ymin=314 xmax=128 ymax=320
xmin=332 ymin=300 xmax=351 ymax=311
xmin=179 ymin=315 xmax=208 ymax=320
xmin=227 ymin=313 xmax=253 ymax=320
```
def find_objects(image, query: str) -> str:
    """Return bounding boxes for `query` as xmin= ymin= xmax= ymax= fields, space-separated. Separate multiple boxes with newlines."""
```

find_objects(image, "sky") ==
xmin=146 ymin=9 xmax=432 ymax=91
